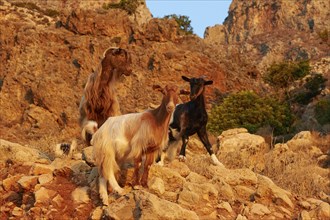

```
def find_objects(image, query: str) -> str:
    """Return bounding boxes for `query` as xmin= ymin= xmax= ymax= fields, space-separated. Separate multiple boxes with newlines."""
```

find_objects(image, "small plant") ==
xmin=207 ymin=91 xmax=294 ymax=136
xmin=163 ymin=14 xmax=193 ymax=35
xmin=292 ymin=74 xmax=327 ymax=105
xmin=44 ymin=9 xmax=60 ymax=18
xmin=263 ymin=60 xmax=311 ymax=89
xmin=103 ymin=0 xmax=141 ymax=15
xmin=318 ymin=29 xmax=329 ymax=42
xmin=12 ymin=2 xmax=59 ymax=17
xmin=315 ymin=98 xmax=330 ymax=125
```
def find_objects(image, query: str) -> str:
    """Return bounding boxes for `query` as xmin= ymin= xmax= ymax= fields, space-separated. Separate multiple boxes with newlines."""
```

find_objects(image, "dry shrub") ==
xmin=27 ymin=134 xmax=59 ymax=160
xmin=263 ymin=145 xmax=329 ymax=198
xmin=310 ymin=131 xmax=330 ymax=154
xmin=185 ymin=154 xmax=214 ymax=179
xmin=27 ymin=134 xmax=82 ymax=160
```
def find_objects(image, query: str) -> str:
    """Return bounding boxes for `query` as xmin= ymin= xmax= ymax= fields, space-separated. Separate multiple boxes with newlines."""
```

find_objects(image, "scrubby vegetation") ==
xmin=318 ymin=29 xmax=329 ymax=42
xmin=263 ymin=136 xmax=330 ymax=198
xmin=12 ymin=2 xmax=59 ymax=17
xmin=163 ymin=14 xmax=194 ymax=35
xmin=315 ymin=98 xmax=330 ymax=125
xmin=291 ymin=73 xmax=327 ymax=105
xmin=263 ymin=60 xmax=311 ymax=89
xmin=207 ymin=91 xmax=294 ymax=136
xmin=103 ymin=0 xmax=141 ymax=15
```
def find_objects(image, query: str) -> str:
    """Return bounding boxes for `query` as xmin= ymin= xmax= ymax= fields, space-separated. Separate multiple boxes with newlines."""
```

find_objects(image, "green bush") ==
xmin=103 ymin=0 xmax=141 ymax=15
xmin=315 ymin=98 xmax=330 ymax=125
xmin=207 ymin=91 xmax=294 ymax=135
xmin=163 ymin=14 xmax=193 ymax=35
xmin=263 ymin=60 xmax=311 ymax=88
xmin=292 ymin=74 xmax=327 ymax=105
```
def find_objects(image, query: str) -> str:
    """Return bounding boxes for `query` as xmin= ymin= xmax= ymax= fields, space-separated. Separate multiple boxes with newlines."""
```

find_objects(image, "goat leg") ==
xmin=197 ymin=128 xmax=224 ymax=167
xmin=141 ymin=151 xmax=155 ymax=187
xmin=132 ymin=156 xmax=142 ymax=186
xmin=178 ymin=136 xmax=189 ymax=161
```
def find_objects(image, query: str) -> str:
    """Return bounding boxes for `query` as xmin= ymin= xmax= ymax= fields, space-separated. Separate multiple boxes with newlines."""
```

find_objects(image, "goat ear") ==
xmin=179 ymin=89 xmax=190 ymax=95
xmin=152 ymin=85 xmax=165 ymax=94
xmin=205 ymin=80 xmax=213 ymax=85
xmin=182 ymin=76 xmax=190 ymax=82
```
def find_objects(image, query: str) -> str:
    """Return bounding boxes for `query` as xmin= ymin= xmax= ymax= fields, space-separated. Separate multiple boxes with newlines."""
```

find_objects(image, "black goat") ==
xmin=159 ymin=76 xmax=223 ymax=166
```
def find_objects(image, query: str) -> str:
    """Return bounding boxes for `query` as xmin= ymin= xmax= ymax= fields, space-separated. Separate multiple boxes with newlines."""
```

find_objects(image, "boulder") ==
xmin=217 ymin=128 xmax=269 ymax=172
xmin=0 ymin=139 xmax=50 ymax=164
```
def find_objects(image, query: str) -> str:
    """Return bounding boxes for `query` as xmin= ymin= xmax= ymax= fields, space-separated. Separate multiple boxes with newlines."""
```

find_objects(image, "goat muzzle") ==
xmin=166 ymin=103 xmax=175 ymax=112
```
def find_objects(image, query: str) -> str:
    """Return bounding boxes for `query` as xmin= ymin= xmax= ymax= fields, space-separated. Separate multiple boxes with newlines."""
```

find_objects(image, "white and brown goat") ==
xmin=89 ymin=84 xmax=179 ymax=206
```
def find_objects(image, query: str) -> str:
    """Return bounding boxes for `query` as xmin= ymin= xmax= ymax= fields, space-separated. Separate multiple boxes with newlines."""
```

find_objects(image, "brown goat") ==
xmin=79 ymin=47 xmax=132 ymax=145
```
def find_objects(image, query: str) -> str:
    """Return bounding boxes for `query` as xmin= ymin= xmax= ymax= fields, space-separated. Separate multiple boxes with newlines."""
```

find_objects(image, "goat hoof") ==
xmin=211 ymin=154 xmax=225 ymax=167
xmin=178 ymin=155 xmax=186 ymax=162
xmin=114 ymin=187 xmax=125 ymax=196
xmin=133 ymin=185 xmax=143 ymax=190
xmin=157 ymin=161 xmax=164 ymax=166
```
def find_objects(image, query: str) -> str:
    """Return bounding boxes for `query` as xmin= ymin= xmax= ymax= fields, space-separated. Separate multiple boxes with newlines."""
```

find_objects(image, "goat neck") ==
xmin=191 ymin=89 xmax=207 ymax=108
xmin=149 ymin=99 xmax=172 ymax=126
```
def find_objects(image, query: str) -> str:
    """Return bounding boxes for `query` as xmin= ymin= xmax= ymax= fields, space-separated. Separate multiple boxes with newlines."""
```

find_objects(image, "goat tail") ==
xmin=81 ymin=120 xmax=98 ymax=146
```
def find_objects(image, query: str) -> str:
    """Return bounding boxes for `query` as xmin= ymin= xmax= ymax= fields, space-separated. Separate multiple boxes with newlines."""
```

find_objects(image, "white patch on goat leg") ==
xmin=211 ymin=154 xmax=224 ymax=167
xmin=99 ymin=176 xmax=109 ymax=206
xmin=108 ymin=173 xmax=124 ymax=195
xmin=178 ymin=155 xmax=186 ymax=162
xmin=157 ymin=152 xmax=166 ymax=166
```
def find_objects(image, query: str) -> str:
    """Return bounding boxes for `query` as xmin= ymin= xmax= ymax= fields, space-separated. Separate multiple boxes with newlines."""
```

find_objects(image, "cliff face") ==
xmin=0 ymin=0 xmax=240 ymax=145
xmin=0 ymin=1 xmax=330 ymax=219
xmin=205 ymin=0 xmax=330 ymax=73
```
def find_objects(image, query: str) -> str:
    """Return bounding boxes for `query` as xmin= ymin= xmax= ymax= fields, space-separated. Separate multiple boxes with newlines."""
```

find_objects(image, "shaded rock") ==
xmin=72 ymin=186 xmax=90 ymax=205
xmin=2 ymin=191 xmax=22 ymax=206
xmin=236 ymin=214 xmax=248 ymax=220
xmin=18 ymin=175 xmax=38 ymax=190
xmin=300 ymin=210 xmax=311 ymax=220
xmin=2 ymin=175 xmax=23 ymax=191
xmin=212 ymin=179 xmax=235 ymax=201
xmin=34 ymin=187 xmax=57 ymax=206
xmin=257 ymin=175 xmax=294 ymax=209
xmin=38 ymin=173 xmax=53 ymax=185
xmin=82 ymin=146 xmax=94 ymax=166
xmin=167 ymin=160 xmax=191 ymax=177
xmin=148 ymin=177 xmax=165 ymax=195
xmin=178 ymin=182 xmax=218 ymax=206
xmin=217 ymin=201 xmax=233 ymax=213
xmin=30 ymin=163 xmax=54 ymax=175
xmin=52 ymin=194 xmax=64 ymax=208
xmin=11 ymin=206 xmax=23 ymax=217
xmin=149 ymin=164 xmax=186 ymax=192
xmin=135 ymin=190 xmax=199 ymax=220
xmin=0 ymin=139 xmax=50 ymax=164
xmin=89 ymin=206 xmax=104 ymax=220
xmin=250 ymin=203 xmax=271 ymax=216
xmin=210 ymin=166 xmax=258 ymax=186
xmin=287 ymin=131 xmax=314 ymax=151
xmin=317 ymin=202 xmax=330 ymax=219
xmin=217 ymin=128 xmax=269 ymax=172
xmin=186 ymin=172 xmax=208 ymax=184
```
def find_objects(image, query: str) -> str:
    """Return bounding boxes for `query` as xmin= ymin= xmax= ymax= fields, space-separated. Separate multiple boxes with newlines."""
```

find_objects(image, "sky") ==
xmin=146 ymin=0 xmax=232 ymax=38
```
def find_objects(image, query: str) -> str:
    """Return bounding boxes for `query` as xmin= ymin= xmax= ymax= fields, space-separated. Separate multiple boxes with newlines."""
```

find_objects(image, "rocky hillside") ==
xmin=0 ymin=0 xmax=329 ymax=219
xmin=1 ymin=130 xmax=329 ymax=219
xmin=1 ymin=0 xmax=329 ymax=145
xmin=0 ymin=0 xmax=254 ymax=147
xmin=205 ymin=0 xmax=330 ymax=75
